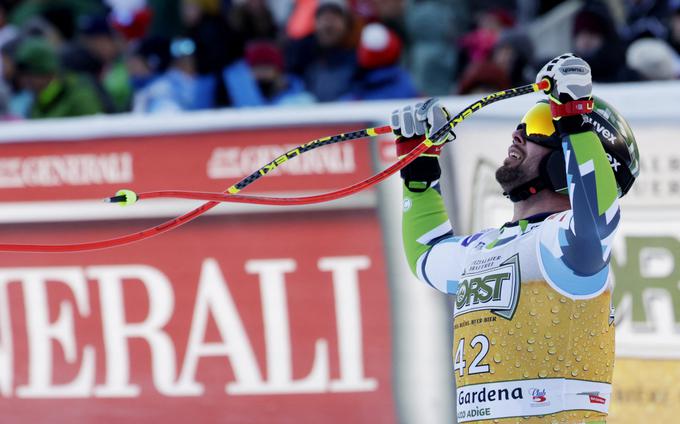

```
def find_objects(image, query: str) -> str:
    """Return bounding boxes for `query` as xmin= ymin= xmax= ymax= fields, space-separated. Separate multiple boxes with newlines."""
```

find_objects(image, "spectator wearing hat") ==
xmin=15 ymin=37 xmax=105 ymax=119
xmin=223 ymin=40 xmax=314 ymax=107
xmin=344 ymin=23 xmax=417 ymax=100
xmin=285 ymin=0 xmax=358 ymax=102
xmin=133 ymin=37 xmax=215 ymax=113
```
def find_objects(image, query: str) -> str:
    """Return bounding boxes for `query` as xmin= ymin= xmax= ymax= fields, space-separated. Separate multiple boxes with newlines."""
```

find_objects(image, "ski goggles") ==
xmin=517 ymin=101 xmax=561 ymax=149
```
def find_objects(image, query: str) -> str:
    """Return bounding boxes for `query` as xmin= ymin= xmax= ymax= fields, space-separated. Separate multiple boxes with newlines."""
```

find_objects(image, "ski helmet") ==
xmin=505 ymin=97 xmax=639 ymax=201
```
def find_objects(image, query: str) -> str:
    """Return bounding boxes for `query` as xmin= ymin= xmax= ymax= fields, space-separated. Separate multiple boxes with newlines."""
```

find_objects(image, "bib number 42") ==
xmin=454 ymin=335 xmax=490 ymax=377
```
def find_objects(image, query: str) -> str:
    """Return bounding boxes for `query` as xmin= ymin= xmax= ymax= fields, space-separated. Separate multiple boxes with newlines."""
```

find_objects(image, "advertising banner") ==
xmin=0 ymin=123 xmax=396 ymax=423
xmin=0 ymin=125 xmax=373 ymax=202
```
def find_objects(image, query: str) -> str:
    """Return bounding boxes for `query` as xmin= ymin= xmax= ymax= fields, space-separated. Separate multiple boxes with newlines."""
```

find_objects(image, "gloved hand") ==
xmin=536 ymin=53 xmax=593 ymax=118
xmin=391 ymin=98 xmax=456 ymax=149
xmin=390 ymin=98 xmax=455 ymax=191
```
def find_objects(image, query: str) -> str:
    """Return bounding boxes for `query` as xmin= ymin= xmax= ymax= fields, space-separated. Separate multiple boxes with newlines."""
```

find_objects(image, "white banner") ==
xmin=456 ymin=379 xmax=610 ymax=422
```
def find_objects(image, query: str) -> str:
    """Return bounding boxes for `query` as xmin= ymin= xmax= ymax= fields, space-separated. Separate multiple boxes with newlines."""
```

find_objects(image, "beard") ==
xmin=495 ymin=163 xmax=526 ymax=192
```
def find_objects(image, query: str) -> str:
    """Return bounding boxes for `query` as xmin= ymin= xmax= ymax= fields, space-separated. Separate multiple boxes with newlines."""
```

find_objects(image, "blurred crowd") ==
xmin=0 ymin=0 xmax=678 ymax=119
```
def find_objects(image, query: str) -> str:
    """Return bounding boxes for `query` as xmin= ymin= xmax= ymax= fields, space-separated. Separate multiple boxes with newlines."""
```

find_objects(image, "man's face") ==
xmin=316 ymin=9 xmax=348 ymax=48
xmin=495 ymin=127 xmax=553 ymax=192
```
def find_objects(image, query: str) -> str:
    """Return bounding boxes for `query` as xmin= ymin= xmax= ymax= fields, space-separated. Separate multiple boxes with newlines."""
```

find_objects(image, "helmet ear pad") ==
xmin=540 ymin=149 xmax=567 ymax=194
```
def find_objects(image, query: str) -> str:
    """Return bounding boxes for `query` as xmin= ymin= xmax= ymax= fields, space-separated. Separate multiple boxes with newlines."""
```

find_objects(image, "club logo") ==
xmin=529 ymin=388 xmax=550 ymax=407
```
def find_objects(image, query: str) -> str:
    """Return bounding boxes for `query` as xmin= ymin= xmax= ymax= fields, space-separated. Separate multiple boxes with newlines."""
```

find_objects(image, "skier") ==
xmin=392 ymin=54 xmax=639 ymax=423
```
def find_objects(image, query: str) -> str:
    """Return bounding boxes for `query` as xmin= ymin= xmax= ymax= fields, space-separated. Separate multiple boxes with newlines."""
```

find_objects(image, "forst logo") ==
xmin=456 ymin=273 xmax=508 ymax=308
xmin=454 ymin=255 xmax=521 ymax=320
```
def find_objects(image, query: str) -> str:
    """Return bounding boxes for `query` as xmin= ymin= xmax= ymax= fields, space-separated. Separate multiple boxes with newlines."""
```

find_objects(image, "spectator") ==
xmin=344 ymin=23 xmax=417 ymax=100
xmin=61 ymin=15 xmax=131 ymax=113
xmin=286 ymin=0 xmax=358 ymax=102
xmin=133 ymin=37 xmax=215 ymax=113
xmin=15 ymin=37 xmax=105 ymax=119
xmin=626 ymin=38 xmax=680 ymax=80
xmin=572 ymin=3 xmax=633 ymax=82
xmin=223 ymin=40 xmax=314 ymax=107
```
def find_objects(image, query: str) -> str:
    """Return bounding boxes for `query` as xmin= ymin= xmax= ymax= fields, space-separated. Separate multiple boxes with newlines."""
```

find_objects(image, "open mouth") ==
xmin=507 ymin=146 xmax=524 ymax=162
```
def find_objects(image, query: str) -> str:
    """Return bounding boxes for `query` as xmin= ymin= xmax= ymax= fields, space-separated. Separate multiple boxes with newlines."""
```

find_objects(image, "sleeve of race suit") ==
xmin=556 ymin=126 xmax=620 ymax=276
xmin=401 ymin=181 xmax=466 ymax=293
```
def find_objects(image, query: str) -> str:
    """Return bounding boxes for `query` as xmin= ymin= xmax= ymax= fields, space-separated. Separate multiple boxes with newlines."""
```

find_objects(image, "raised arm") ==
xmin=537 ymin=54 xmax=620 ymax=276
xmin=560 ymin=129 xmax=619 ymax=274
xmin=392 ymin=100 xmax=463 ymax=292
